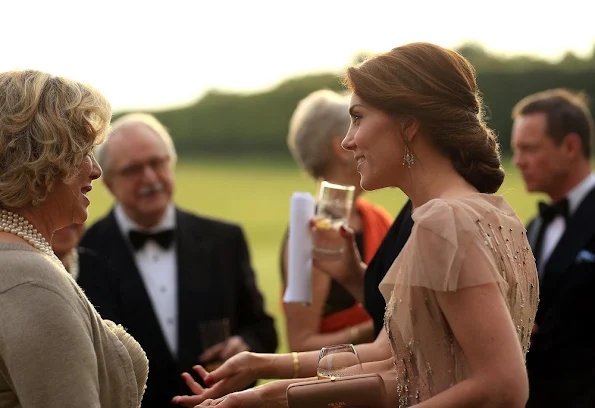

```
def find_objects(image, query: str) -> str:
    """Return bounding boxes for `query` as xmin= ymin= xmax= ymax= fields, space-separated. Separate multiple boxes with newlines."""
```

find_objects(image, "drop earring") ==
xmin=403 ymin=146 xmax=414 ymax=168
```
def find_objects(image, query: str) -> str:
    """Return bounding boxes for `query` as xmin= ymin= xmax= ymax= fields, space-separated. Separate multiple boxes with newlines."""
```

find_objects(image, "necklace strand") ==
xmin=0 ymin=209 xmax=63 ymax=266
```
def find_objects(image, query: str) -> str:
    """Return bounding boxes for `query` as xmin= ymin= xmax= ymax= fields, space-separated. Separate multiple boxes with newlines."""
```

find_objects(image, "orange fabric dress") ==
xmin=318 ymin=197 xmax=393 ymax=333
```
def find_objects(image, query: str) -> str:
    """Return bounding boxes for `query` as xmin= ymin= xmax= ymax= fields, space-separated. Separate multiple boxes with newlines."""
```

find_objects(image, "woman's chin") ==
xmin=73 ymin=209 xmax=89 ymax=225
xmin=358 ymin=174 xmax=377 ymax=192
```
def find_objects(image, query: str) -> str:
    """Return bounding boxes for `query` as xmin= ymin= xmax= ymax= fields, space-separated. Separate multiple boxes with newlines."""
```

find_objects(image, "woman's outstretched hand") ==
xmin=172 ymin=351 xmax=261 ymax=407
xmin=194 ymin=380 xmax=291 ymax=408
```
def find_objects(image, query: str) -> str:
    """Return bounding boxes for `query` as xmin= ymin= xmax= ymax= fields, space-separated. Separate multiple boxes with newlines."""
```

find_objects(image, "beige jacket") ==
xmin=0 ymin=243 xmax=148 ymax=408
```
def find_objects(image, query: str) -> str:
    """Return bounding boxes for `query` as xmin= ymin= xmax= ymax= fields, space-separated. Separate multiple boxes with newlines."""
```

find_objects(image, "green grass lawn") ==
xmin=85 ymin=157 xmax=547 ymax=354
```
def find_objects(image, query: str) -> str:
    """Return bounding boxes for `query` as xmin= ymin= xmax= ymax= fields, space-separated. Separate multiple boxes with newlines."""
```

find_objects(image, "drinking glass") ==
xmin=313 ymin=181 xmax=355 ymax=261
xmin=317 ymin=343 xmax=363 ymax=380
xmin=199 ymin=318 xmax=231 ymax=372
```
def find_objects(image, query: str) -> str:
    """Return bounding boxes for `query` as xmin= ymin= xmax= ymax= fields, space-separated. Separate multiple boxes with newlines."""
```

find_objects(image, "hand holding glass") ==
xmin=317 ymin=343 xmax=363 ymax=380
xmin=199 ymin=318 xmax=231 ymax=372
xmin=313 ymin=181 xmax=355 ymax=261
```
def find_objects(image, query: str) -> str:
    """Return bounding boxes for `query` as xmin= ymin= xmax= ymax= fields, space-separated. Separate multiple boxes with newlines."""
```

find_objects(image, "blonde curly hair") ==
xmin=0 ymin=70 xmax=112 ymax=208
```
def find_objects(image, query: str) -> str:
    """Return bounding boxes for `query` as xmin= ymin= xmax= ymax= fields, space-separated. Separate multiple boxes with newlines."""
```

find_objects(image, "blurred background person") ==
xmin=0 ymin=70 xmax=148 ymax=407
xmin=280 ymin=89 xmax=393 ymax=351
xmin=52 ymin=223 xmax=85 ymax=279
xmin=511 ymin=88 xmax=595 ymax=407
xmin=51 ymin=222 xmax=123 ymax=320
xmin=78 ymin=113 xmax=277 ymax=408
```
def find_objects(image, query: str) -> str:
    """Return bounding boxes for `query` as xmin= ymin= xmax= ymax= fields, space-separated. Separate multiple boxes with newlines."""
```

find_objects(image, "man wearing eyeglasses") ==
xmin=77 ymin=113 xmax=278 ymax=408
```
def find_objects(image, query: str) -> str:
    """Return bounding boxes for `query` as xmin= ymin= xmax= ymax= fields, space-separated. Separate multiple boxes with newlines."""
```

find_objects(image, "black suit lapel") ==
xmin=542 ymin=186 xmax=595 ymax=293
xmin=104 ymin=211 xmax=174 ymax=361
xmin=175 ymin=211 xmax=218 ymax=371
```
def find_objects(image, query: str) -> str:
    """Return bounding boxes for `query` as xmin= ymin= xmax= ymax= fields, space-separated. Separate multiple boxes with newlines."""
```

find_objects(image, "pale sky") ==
xmin=3 ymin=0 xmax=593 ymax=112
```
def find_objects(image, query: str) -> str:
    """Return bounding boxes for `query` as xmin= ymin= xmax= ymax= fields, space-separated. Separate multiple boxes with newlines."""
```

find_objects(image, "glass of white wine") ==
xmin=317 ymin=343 xmax=363 ymax=380
xmin=312 ymin=181 xmax=355 ymax=261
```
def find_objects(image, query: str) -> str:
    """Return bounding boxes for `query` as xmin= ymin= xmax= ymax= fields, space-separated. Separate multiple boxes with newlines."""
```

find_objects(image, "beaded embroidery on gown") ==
xmin=379 ymin=194 xmax=539 ymax=407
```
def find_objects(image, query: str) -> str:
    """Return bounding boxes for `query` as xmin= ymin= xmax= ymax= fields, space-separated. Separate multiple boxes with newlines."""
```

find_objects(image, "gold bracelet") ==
xmin=291 ymin=351 xmax=300 ymax=378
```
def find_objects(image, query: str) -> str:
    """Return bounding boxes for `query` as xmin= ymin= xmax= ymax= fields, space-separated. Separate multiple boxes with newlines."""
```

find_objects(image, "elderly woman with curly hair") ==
xmin=0 ymin=70 xmax=148 ymax=408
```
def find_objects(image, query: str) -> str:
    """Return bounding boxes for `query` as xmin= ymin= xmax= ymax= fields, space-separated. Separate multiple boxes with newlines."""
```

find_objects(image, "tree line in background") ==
xmin=115 ymin=43 xmax=595 ymax=157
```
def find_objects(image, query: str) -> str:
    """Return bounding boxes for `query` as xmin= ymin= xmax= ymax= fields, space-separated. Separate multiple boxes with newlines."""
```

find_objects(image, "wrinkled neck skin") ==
xmin=0 ymin=203 xmax=57 ymax=245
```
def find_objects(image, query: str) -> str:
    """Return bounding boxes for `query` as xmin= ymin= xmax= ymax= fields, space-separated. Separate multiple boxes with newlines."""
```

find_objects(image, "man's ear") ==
xmin=561 ymin=132 xmax=584 ymax=159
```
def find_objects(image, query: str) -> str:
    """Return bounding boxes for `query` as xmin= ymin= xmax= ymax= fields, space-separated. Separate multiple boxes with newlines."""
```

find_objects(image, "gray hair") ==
xmin=95 ymin=112 xmax=178 ymax=179
xmin=287 ymin=89 xmax=351 ymax=179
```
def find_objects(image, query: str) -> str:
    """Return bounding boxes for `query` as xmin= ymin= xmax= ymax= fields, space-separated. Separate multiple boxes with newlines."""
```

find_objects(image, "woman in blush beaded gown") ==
xmin=173 ymin=43 xmax=539 ymax=408
xmin=0 ymin=70 xmax=148 ymax=408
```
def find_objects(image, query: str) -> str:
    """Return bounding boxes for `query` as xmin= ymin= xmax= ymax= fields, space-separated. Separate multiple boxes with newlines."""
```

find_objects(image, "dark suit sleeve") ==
xmin=232 ymin=227 xmax=278 ymax=353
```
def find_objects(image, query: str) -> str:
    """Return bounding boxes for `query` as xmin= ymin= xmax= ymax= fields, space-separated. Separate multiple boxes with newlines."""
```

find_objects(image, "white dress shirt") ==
xmin=538 ymin=173 xmax=595 ymax=273
xmin=114 ymin=204 xmax=179 ymax=357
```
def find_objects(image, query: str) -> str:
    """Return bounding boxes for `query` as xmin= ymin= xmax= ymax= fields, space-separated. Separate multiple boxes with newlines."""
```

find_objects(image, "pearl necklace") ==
xmin=0 ymin=209 xmax=63 ymax=266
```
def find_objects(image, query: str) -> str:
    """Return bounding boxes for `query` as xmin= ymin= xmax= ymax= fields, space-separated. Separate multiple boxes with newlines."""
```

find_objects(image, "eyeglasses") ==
xmin=114 ymin=156 xmax=170 ymax=179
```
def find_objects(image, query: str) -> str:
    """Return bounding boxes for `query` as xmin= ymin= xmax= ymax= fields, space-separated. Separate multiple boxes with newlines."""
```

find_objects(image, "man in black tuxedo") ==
xmin=511 ymin=89 xmax=595 ymax=407
xmin=78 ymin=113 xmax=277 ymax=408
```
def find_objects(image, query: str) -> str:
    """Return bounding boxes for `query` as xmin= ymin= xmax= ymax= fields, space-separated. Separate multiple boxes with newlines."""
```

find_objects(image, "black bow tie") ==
xmin=129 ymin=229 xmax=175 ymax=251
xmin=538 ymin=198 xmax=569 ymax=224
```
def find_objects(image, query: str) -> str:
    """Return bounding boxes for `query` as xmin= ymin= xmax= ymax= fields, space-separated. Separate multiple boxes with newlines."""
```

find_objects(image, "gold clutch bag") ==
xmin=286 ymin=373 xmax=389 ymax=408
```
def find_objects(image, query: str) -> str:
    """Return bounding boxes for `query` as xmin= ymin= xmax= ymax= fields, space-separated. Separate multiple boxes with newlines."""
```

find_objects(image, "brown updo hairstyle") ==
xmin=344 ymin=42 xmax=505 ymax=194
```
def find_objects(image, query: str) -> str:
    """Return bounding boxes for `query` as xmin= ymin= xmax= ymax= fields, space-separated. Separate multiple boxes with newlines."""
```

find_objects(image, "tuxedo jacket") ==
xmin=525 ymin=186 xmax=595 ymax=408
xmin=364 ymin=200 xmax=414 ymax=337
xmin=78 ymin=208 xmax=278 ymax=408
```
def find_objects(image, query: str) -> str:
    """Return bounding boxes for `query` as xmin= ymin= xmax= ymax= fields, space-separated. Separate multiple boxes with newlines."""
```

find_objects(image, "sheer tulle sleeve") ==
xmin=381 ymin=198 xmax=508 ymax=298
